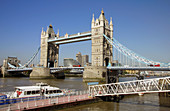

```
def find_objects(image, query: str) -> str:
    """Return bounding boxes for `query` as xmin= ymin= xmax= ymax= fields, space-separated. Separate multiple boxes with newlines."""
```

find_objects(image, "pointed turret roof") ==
xmin=92 ymin=13 xmax=95 ymax=23
xmin=101 ymin=8 xmax=104 ymax=14
xmin=110 ymin=17 xmax=113 ymax=25
xmin=99 ymin=8 xmax=106 ymax=21
xmin=41 ymin=27 xmax=44 ymax=35
xmin=49 ymin=24 xmax=53 ymax=28
xmin=57 ymin=29 xmax=59 ymax=37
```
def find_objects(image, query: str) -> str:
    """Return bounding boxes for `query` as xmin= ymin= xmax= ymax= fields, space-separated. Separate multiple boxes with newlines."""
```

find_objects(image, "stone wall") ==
xmin=30 ymin=67 xmax=53 ymax=79
xmin=83 ymin=66 xmax=107 ymax=83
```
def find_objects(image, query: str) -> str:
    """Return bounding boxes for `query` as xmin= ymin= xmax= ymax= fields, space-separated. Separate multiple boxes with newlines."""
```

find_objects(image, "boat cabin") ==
xmin=13 ymin=86 xmax=41 ymax=98
xmin=10 ymin=83 xmax=64 ymax=98
xmin=43 ymin=86 xmax=64 ymax=97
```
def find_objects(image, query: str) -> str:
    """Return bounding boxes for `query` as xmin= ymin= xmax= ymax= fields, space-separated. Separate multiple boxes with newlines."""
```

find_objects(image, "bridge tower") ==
xmin=40 ymin=24 xmax=59 ymax=68
xmin=30 ymin=25 xmax=59 ymax=79
xmin=1 ymin=57 xmax=21 ymax=77
xmin=83 ymin=9 xmax=113 ymax=82
xmin=91 ymin=9 xmax=113 ymax=67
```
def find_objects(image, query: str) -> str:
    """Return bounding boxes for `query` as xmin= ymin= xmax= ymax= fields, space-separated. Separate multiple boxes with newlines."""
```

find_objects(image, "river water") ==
xmin=0 ymin=77 xmax=169 ymax=111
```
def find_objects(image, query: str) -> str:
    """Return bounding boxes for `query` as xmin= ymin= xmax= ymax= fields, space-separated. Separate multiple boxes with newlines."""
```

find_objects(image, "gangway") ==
xmin=89 ymin=77 xmax=170 ymax=97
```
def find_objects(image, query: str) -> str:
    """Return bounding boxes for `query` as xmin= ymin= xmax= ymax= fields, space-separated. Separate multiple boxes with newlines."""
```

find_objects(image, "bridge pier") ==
xmin=1 ymin=66 xmax=8 ymax=77
xmin=83 ymin=66 xmax=121 ymax=83
xmin=30 ymin=67 xmax=53 ymax=79
xmin=1 ymin=59 xmax=9 ymax=77
xmin=83 ymin=66 xmax=107 ymax=83
xmin=106 ymin=70 xmax=120 ymax=83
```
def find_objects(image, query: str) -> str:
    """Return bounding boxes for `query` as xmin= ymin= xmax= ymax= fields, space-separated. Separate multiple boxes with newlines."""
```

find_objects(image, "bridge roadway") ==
xmin=7 ymin=66 xmax=170 ymax=72
xmin=48 ymin=31 xmax=91 ymax=45
xmin=7 ymin=67 xmax=84 ymax=72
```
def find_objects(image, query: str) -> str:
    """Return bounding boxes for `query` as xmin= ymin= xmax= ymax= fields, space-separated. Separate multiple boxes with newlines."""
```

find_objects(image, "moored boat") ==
xmin=0 ymin=83 xmax=72 ymax=105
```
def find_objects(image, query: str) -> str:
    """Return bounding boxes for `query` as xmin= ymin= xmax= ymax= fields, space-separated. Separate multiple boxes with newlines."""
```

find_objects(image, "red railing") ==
xmin=0 ymin=90 xmax=93 ymax=111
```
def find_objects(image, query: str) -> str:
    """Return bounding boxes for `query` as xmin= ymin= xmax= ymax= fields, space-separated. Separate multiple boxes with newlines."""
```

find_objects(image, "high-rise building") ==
xmin=76 ymin=52 xmax=82 ymax=65
xmin=82 ymin=55 xmax=89 ymax=66
xmin=76 ymin=52 xmax=89 ymax=66
xmin=64 ymin=58 xmax=80 ymax=67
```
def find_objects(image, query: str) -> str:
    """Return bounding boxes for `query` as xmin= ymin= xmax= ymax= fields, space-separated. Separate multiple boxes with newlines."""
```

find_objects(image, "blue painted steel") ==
xmin=7 ymin=66 xmax=170 ymax=72
xmin=107 ymin=66 xmax=170 ymax=71
xmin=107 ymin=62 xmax=111 ymax=67
xmin=103 ymin=34 xmax=169 ymax=66
xmin=48 ymin=32 xmax=91 ymax=43
xmin=87 ymin=82 xmax=99 ymax=85
xmin=55 ymin=37 xmax=91 ymax=44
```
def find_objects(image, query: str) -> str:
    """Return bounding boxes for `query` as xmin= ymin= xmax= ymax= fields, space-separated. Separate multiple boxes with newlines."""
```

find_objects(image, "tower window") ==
xmin=49 ymin=34 xmax=51 ymax=37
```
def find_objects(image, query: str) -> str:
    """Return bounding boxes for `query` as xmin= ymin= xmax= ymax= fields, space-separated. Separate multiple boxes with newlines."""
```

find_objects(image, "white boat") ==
xmin=7 ymin=82 xmax=65 ymax=98
xmin=0 ymin=83 xmax=76 ymax=105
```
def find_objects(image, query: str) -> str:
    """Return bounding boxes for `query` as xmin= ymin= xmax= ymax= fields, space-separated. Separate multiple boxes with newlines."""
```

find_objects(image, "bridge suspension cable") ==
xmin=20 ymin=47 xmax=41 ymax=68
xmin=103 ymin=34 xmax=168 ymax=67
xmin=8 ymin=47 xmax=40 ymax=69
xmin=7 ymin=63 xmax=17 ymax=69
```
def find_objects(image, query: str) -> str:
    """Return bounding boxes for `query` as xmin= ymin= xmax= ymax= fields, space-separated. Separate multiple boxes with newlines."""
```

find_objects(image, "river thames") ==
xmin=0 ymin=76 xmax=169 ymax=111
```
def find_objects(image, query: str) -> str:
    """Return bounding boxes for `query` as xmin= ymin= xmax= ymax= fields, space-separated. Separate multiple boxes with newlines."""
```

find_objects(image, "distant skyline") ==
xmin=0 ymin=0 xmax=170 ymax=66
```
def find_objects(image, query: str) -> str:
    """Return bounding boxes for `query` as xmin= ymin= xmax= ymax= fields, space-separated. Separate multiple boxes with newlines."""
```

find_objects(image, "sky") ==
xmin=0 ymin=0 xmax=170 ymax=66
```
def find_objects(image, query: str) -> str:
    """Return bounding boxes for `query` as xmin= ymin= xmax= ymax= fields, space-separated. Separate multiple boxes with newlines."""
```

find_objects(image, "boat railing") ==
xmin=1 ymin=92 xmax=14 ymax=97
xmin=0 ymin=90 xmax=91 ymax=111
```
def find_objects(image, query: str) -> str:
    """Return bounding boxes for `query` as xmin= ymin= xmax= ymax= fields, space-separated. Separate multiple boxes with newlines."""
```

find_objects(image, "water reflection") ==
xmin=0 ymin=77 xmax=88 ymax=92
xmin=59 ymin=93 xmax=170 ymax=111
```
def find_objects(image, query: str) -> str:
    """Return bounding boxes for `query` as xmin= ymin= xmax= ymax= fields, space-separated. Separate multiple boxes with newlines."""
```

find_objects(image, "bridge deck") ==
xmin=107 ymin=66 xmax=170 ymax=71
xmin=48 ymin=31 xmax=91 ymax=44
xmin=7 ymin=66 xmax=170 ymax=72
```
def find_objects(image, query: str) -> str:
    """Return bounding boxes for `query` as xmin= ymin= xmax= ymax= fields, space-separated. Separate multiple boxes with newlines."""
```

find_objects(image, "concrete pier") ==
xmin=30 ymin=67 xmax=53 ymax=79
xmin=1 ymin=66 xmax=9 ymax=78
xmin=83 ymin=66 xmax=107 ymax=83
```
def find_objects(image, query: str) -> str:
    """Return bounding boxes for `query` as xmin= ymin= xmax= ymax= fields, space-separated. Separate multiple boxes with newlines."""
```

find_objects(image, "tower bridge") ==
xmin=29 ymin=9 xmax=114 ymax=81
xmin=1 ymin=9 xmax=170 ymax=81
xmin=40 ymin=9 xmax=113 ymax=69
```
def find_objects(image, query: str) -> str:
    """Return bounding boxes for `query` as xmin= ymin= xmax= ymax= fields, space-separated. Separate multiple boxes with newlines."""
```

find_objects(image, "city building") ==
xmin=64 ymin=58 xmax=80 ymax=67
xmin=76 ymin=52 xmax=82 ymax=66
xmin=82 ymin=55 xmax=89 ymax=66
xmin=76 ymin=52 xmax=89 ymax=66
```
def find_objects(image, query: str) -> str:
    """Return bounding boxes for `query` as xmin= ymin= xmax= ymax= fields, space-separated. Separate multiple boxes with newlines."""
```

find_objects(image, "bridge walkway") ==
xmin=89 ymin=77 xmax=170 ymax=97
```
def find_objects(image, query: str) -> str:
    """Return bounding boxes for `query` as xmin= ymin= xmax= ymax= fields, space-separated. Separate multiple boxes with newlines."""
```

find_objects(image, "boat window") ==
xmin=36 ymin=90 xmax=40 ymax=94
xmin=50 ymin=91 xmax=53 ymax=94
xmin=41 ymin=85 xmax=48 ymax=86
xmin=54 ymin=90 xmax=57 ymax=93
xmin=24 ymin=91 xmax=27 ymax=95
xmin=27 ymin=91 xmax=31 ymax=95
xmin=46 ymin=91 xmax=49 ymax=94
xmin=57 ymin=90 xmax=62 ymax=93
xmin=32 ymin=91 xmax=35 ymax=94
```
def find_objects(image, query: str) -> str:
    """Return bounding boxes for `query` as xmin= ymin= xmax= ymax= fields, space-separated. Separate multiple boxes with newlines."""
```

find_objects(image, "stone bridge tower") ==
xmin=30 ymin=24 xmax=59 ymax=79
xmin=83 ymin=9 xmax=113 ymax=82
xmin=91 ymin=9 xmax=113 ymax=67
xmin=40 ymin=24 xmax=59 ymax=68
